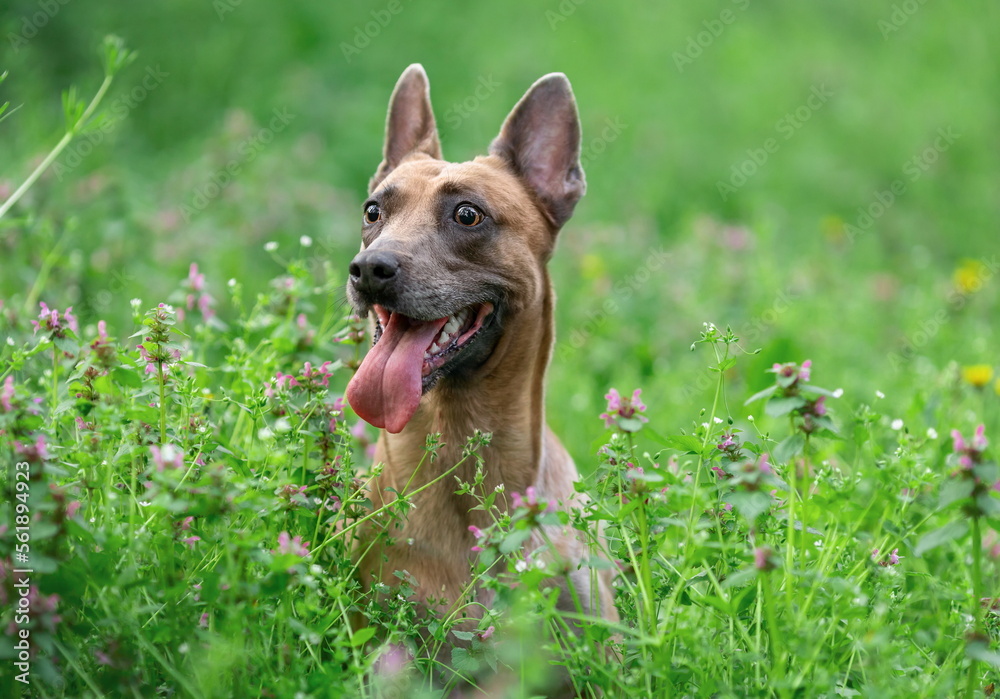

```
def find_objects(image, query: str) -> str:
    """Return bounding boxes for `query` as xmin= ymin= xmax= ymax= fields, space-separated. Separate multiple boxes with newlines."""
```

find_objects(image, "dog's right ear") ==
xmin=369 ymin=64 xmax=442 ymax=193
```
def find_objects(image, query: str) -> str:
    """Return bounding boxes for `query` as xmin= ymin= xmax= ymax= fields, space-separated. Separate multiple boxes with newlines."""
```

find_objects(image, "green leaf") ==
xmin=765 ymin=395 xmax=806 ymax=418
xmin=112 ymin=366 xmax=143 ymax=388
xmin=967 ymin=641 xmax=1000 ymax=667
xmin=939 ymin=479 xmax=974 ymax=509
xmin=800 ymin=385 xmax=838 ymax=397
xmin=663 ymin=435 xmax=705 ymax=454
xmin=350 ymin=627 xmax=376 ymax=647
xmin=725 ymin=490 xmax=772 ymax=524
xmin=744 ymin=385 xmax=778 ymax=406
xmin=914 ymin=521 xmax=968 ymax=556
xmin=773 ymin=434 xmax=805 ymax=464
xmin=499 ymin=528 xmax=533 ymax=555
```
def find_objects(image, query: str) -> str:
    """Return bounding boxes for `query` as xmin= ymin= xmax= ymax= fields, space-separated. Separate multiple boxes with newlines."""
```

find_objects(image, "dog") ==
xmin=345 ymin=64 xmax=619 ymax=690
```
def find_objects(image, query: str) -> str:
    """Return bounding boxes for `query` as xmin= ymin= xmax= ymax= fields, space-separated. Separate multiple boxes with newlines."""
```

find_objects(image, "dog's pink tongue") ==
xmin=347 ymin=313 xmax=447 ymax=434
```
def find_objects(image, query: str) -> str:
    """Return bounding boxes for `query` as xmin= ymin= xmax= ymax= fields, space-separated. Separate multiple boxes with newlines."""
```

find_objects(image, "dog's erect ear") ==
xmin=370 ymin=64 xmax=442 ymax=192
xmin=489 ymin=73 xmax=585 ymax=229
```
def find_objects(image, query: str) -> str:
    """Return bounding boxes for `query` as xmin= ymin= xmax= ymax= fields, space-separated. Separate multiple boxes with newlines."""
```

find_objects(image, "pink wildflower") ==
xmin=600 ymin=388 xmax=649 ymax=431
xmin=275 ymin=531 xmax=310 ymax=558
xmin=1 ymin=375 xmax=13 ymax=412
xmin=151 ymin=444 xmax=184 ymax=471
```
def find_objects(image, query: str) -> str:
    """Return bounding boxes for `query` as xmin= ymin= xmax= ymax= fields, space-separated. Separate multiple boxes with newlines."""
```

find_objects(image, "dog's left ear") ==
xmin=370 ymin=63 xmax=442 ymax=192
xmin=489 ymin=73 xmax=585 ymax=229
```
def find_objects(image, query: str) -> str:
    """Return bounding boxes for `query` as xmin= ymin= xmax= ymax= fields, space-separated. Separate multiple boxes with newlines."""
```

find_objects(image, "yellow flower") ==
xmin=962 ymin=364 xmax=995 ymax=388
xmin=954 ymin=259 xmax=989 ymax=295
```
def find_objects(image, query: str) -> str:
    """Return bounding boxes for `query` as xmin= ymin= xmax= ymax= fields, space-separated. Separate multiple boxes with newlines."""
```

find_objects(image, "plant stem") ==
xmin=966 ymin=514 xmax=984 ymax=699
xmin=158 ymin=363 xmax=167 ymax=445
xmin=0 ymin=75 xmax=114 ymax=220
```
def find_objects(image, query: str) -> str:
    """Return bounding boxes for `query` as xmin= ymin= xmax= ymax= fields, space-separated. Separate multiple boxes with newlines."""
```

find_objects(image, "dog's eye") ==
xmin=454 ymin=204 xmax=484 ymax=227
xmin=364 ymin=203 xmax=381 ymax=224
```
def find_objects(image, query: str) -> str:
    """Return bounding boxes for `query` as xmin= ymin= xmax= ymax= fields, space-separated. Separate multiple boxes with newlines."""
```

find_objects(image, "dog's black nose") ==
xmin=349 ymin=250 xmax=401 ymax=294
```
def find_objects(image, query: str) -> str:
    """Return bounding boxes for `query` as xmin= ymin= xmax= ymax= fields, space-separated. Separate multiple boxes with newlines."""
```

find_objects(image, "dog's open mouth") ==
xmin=346 ymin=302 xmax=495 ymax=434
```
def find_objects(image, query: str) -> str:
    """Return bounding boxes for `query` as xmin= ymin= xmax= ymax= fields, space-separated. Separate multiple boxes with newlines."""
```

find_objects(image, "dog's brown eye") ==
xmin=364 ymin=204 xmax=381 ymax=224
xmin=454 ymin=204 xmax=484 ymax=227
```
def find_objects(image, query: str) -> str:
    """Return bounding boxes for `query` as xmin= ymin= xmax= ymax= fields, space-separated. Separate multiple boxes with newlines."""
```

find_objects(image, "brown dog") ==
xmin=345 ymin=64 xmax=618 ymax=680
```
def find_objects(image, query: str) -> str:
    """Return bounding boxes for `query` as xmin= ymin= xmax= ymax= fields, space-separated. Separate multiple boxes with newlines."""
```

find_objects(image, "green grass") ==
xmin=2 ymin=2 xmax=1000 ymax=696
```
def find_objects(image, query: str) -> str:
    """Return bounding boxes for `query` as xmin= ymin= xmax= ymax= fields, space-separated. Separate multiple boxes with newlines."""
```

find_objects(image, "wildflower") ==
xmin=468 ymin=524 xmax=487 ymax=553
xmin=274 ymin=531 xmax=310 ymax=557
xmin=962 ymin=365 xmax=995 ymax=389
xmin=199 ymin=612 xmax=209 ymax=629
xmin=1 ymin=375 xmax=14 ymax=412
xmin=510 ymin=486 xmax=555 ymax=513
xmin=138 ymin=304 xmax=182 ymax=376
xmin=891 ymin=419 xmax=904 ymax=431
xmin=300 ymin=235 xmax=313 ymax=247
xmin=181 ymin=263 xmax=215 ymax=320
xmin=14 ymin=435 xmax=49 ymax=463
xmin=66 ymin=501 xmax=82 ymax=518
xmin=180 ymin=536 xmax=201 ymax=549
xmin=264 ymin=241 xmax=279 ymax=252
xmin=753 ymin=546 xmax=777 ymax=572
xmin=927 ymin=427 xmax=939 ymax=440
xmin=951 ymin=425 xmax=988 ymax=470
xmin=717 ymin=433 xmax=743 ymax=460
xmin=771 ymin=359 xmax=811 ymax=386
xmin=871 ymin=548 xmax=901 ymax=567
xmin=151 ymin=444 xmax=184 ymax=471
xmin=178 ymin=516 xmax=194 ymax=531
xmin=30 ymin=301 xmax=78 ymax=337
xmin=953 ymin=258 xmax=988 ymax=295
xmin=600 ymin=388 xmax=648 ymax=432
xmin=476 ymin=625 xmax=495 ymax=641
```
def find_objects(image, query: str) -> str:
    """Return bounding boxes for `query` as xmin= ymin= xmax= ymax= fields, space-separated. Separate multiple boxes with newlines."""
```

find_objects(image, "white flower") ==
xmin=130 ymin=298 xmax=142 ymax=309
xmin=747 ymin=415 xmax=755 ymax=422
xmin=890 ymin=419 xmax=904 ymax=431
xmin=264 ymin=241 xmax=279 ymax=252
xmin=927 ymin=427 xmax=939 ymax=439
xmin=6 ymin=337 xmax=13 ymax=346
xmin=514 ymin=559 xmax=529 ymax=572
xmin=875 ymin=390 xmax=885 ymax=399
xmin=227 ymin=278 xmax=237 ymax=288
xmin=832 ymin=388 xmax=844 ymax=398
xmin=299 ymin=235 xmax=313 ymax=247
xmin=713 ymin=417 xmax=723 ymax=424
xmin=138 ymin=501 xmax=151 ymax=507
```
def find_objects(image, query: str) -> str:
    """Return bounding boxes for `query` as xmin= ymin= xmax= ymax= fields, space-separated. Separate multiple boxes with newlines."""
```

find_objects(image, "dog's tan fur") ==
xmin=348 ymin=64 xmax=618 ymax=677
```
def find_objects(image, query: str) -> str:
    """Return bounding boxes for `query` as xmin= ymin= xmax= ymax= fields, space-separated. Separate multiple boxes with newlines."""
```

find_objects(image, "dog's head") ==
xmin=346 ymin=64 xmax=585 ymax=434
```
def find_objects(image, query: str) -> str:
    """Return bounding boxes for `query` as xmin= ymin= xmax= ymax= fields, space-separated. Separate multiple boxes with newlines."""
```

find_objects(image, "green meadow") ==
xmin=1 ymin=1 xmax=999 ymax=696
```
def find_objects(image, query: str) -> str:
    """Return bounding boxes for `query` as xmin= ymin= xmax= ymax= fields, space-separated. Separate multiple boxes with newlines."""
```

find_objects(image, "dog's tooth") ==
xmin=429 ymin=342 xmax=440 ymax=354
xmin=444 ymin=318 xmax=460 ymax=334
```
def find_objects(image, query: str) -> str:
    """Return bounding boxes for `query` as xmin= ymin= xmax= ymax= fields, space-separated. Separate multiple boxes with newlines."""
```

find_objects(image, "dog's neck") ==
xmin=374 ymin=274 xmax=555 ymax=511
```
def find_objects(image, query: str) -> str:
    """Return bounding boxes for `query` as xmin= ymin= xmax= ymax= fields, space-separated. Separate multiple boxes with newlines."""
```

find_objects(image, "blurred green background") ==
xmin=2 ymin=0 xmax=998 ymax=461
